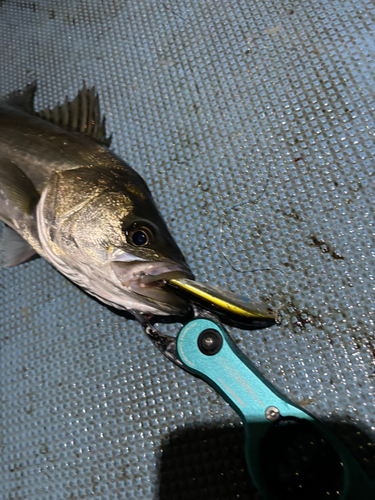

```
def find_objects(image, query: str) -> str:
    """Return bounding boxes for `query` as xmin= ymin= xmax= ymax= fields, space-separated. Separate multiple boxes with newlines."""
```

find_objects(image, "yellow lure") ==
xmin=167 ymin=278 xmax=275 ymax=323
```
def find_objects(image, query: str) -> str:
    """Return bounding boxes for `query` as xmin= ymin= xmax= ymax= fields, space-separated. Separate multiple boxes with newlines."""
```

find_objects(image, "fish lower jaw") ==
xmin=125 ymin=277 xmax=190 ymax=313
xmin=111 ymin=263 xmax=193 ymax=314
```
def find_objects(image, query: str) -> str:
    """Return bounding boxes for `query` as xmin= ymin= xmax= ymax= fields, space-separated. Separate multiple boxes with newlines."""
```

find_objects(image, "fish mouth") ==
xmin=111 ymin=260 xmax=194 ymax=312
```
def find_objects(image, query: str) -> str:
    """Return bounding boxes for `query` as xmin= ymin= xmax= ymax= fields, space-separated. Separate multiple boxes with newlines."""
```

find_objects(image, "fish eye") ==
xmin=126 ymin=223 xmax=153 ymax=247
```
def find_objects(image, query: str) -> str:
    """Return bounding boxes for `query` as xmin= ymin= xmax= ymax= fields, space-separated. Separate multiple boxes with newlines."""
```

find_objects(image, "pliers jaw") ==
xmin=135 ymin=306 xmax=221 ymax=372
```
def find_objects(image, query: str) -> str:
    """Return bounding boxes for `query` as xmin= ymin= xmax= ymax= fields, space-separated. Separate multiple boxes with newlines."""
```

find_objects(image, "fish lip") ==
xmin=111 ymin=260 xmax=194 ymax=310
xmin=139 ymin=269 xmax=194 ymax=285
xmin=129 ymin=262 xmax=194 ymax=286
xmin=130 ymin=265 xmax=194 ymax=297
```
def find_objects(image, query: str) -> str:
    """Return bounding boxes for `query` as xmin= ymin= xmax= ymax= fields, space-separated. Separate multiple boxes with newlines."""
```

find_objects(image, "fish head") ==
xmin=37 ymin=165 xmax=194 ymax=316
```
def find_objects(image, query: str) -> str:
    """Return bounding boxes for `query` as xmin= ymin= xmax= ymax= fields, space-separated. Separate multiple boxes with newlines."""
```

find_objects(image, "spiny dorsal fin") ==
xmin=37 ymin=82 xmax=112 ymax=147
xmin=3 ymin=81 xmax=37 ymax=114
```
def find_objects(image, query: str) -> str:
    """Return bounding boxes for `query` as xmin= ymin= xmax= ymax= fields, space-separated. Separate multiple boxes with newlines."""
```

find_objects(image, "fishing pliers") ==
xmin=138 ymin=306 xmax=375 ymax=500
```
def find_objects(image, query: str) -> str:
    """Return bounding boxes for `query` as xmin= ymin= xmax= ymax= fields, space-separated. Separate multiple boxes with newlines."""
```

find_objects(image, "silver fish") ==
xmin=0 ymin=83 xmax=194 ymax=316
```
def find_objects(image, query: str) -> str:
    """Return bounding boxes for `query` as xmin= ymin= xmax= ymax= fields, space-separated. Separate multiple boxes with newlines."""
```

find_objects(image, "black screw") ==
xmin=197 ymin=329 xmax=223 ymax=356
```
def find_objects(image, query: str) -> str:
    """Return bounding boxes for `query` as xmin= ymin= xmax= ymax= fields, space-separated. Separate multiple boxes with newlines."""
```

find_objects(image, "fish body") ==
xmin=0 ymin=84 xmax=193 ymax=316
xmin=0 ymin=83 xmax=276 ymax=328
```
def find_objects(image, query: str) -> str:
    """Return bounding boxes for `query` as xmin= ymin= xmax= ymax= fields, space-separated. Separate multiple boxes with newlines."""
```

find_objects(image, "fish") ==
xmin=0 ymin=83 xmax=194 ymax=317
xmin=0 ymin=82 xmax=276 ymax=327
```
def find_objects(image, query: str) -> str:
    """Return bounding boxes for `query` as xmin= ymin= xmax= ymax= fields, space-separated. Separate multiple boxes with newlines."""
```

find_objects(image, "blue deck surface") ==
xmin=1 ymin=0 xmax=375 ymax=498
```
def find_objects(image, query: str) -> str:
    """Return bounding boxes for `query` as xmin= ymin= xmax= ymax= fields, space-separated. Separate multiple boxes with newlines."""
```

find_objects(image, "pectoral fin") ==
xmin=0 ymin=158 xmax=42 ymax=256
xmin=0 ymin=225 xmax=37 ymax=267
xmin=0 ymin=158 xmax=39 ymax=225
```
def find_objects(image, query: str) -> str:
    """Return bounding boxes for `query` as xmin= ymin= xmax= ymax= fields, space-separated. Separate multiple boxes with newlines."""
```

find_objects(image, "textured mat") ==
xmin=1 ymin=0 xmax=375 ymax=498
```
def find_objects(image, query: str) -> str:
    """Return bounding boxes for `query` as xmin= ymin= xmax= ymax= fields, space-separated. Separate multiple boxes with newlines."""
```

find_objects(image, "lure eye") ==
xmin=126 ymin=223 xmax=153 ymax=247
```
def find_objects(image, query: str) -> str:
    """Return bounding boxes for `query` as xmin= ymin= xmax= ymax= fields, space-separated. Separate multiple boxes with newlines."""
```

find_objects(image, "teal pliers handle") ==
xmin=176 ymin=318 xmax=374 ymax=500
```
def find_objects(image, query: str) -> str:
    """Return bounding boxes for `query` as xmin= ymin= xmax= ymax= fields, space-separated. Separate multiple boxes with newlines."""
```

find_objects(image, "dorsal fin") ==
xmin=37 ymin=82 xmax=112 ymax=147
xmin=3 ymin=81 xmax=37 ymax=114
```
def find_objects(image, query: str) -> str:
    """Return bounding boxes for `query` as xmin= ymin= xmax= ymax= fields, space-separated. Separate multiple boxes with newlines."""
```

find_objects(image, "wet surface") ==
xmin=1 ymin=0 xmax=375 ymax=498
